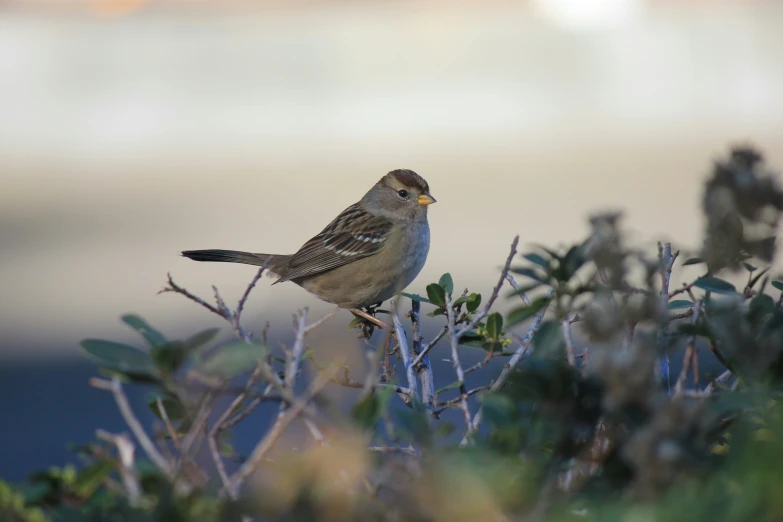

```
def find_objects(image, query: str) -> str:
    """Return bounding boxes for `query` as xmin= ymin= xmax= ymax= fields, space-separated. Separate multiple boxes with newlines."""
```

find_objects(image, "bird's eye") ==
xmin=397 ymin=189 xmax=410 ymax=199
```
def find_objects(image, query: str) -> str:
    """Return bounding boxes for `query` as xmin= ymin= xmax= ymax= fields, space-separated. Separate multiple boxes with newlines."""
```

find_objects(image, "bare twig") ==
xmin=331 ymin=377 xmax=412 ymax=395
xmin=156 ymin=398 xmax=180 ymax=451
xmin=505 ymin=273 xmax=531 ymax=305
xmin=674 ymin=300 xmax=704 ymax=395
xmin=368 ymin=446 xmax=417 ymax=456
xmin=159 ymin=273 xmax=226 ymax=319
xmin=96 ymin=430 xmax=141 ymax=506
xmin=304 ymin=307 xmax=340 ymax=334
xmin=445 ymin=292 xmax=473 ymax=432
xmin=225 ymin=374 xmax=331 ymax=498
xmin=464 ymin=354 xmax=494 ymax=375
xmin=704 ymin=369 xmax=733 ymax=394
xmin=91 ymin=377 xmax=173 ymax=478
xmin=455 ymin=236 xmax=519 ymax=337
xmin=233 ymin=265 xmax=267 ymax=337
xmin=432 ymin=385 xmax=491 ymax=415
xmin=392 ymin=303 xmax=419 ymax=400
xmin=464 ymin=289 xmax=554 ymax=443
xmin=410 ymin=326 xmax=447 ymax=368
xmin=657 ymin=242 xmax=680 ymax=393
xmin=410 ymin=300 xmax=435 ymax=406
xmin=561 ymin=314 xmax=577 ymax=367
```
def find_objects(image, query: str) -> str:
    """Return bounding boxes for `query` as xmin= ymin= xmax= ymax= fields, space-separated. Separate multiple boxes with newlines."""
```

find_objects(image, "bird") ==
xmin=181 ymin=169 xmax=435 ymax=325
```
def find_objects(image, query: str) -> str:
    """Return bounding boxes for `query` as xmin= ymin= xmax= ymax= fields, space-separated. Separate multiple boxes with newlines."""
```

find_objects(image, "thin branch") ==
xmin=561 ymin=314 xmax=577 ymax=367
xmin=410 ymin=300 xmax=435 ymax=406
xmin=445 ymin=291 xmax=473 ymax=431
xmin=505 ymin=273 xmax=531 ymax=305
xmin=159 ymin=273 xmax=226 ymax=320
xmin=669 ymin=281 xmax=697 ymax=299
xmin=368 ymin=446 xmax=417 ymax=456
xmin=410 ymin=326 xmax=448 ymax=368
xmin=91 ymin=377 xmax=173 ymax=478
xmin=233 ymin=265 xmax=268 ymax=338
xmin=704 ymin=369 xmax=733 ymax=394
xmin=96 ymin=430 xmax=141 ymax=507
xmin=287 ymin=309 xmax=308 ymax=392
xmin=225 ymin=374 xmax=331 ymax=498
xmin=455 ymin=236 xmax=519 ymax=337
xmin=304 ymin=307 xmax=340 ymax=334
xmin=657 ymin=242 xmax=680 ymax=393
xmin=392 ymin=302 xmax=419 ymax=400
xmin=675 ymin=300 xmax=704 ymax=395
xmin=465 ymin=289 xmax=554 ymax=443
xmin=156 ymin=397 xmax=180 ymax=451
xmin=330 ymin=377 xmax=412 ymax=395
xmin=432 ymin=385 xmax=491 ymax=415
xmin=464 ymin=354 xmax=494 ymax=375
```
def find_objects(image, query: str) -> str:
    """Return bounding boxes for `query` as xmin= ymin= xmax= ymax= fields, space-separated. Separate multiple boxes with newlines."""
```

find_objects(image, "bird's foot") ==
xmin=349 ymin=307 xmax=389 ymax=340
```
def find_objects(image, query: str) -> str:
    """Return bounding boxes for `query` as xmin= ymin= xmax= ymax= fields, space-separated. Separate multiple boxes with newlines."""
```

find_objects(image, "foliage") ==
xmin=6 ymin=146 xmax=783 ymax=521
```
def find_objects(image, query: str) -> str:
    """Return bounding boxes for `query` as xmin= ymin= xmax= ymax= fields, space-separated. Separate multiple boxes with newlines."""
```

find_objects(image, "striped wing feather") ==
xmin=276 ymin=204 xmax=392 ymax=282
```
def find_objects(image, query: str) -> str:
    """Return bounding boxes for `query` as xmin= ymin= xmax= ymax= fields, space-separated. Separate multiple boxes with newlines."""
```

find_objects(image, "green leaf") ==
xmin=80 ymin=339 xmax=157 ymax=379
xmin=72 ymin=460 xmax=114 ymax=498
xmin=199 ymin=342 xmax=267 ymax=379
xmin=121 ymin=314 xmax=167 ymax=348
xmin=394 ymin=400 xmax=431 ymax=446
xmin=439 ymin=273 xmax=454 ymax=295
xmin=693 ymin=277 xmax=737 ymax=295
xmin=531 ymin=244 xmax=562 ymax=262
xmin=146 ymin=392 xmax=187 ymax=421
xmin=510 ymin=267 xmax=549 ymax=284
xmin=507 ymin=297 xmax=551 ymax=327
xmin=348 ymin=317 xmax=364 ymax=329
xmin=460 ymin=331 xmax=485 ymax=348
xmin=560 ymin=245 xmax=587 ymax=282
xmin=483 ymin=341 xmax=504 ymax=353
xmin=682 ymin=257 xmax=705 ymax=266
xmin=678 ymin=323 xmax=713 ymax=339
xmin=427 ymin=307 xmax=446 ymax=317
xmin=401 ymin=292 xmax=431 ymax=304
xmin=426 ymin=283 xmax=447 ymax=307
xmin=183 ymin=328 xmax=220 ymax=350
xmin=480 ymin=393 xmax=516 ymax=428
xmin=466 ymin=293 xmax=482 ymax=313
xmin=668 ymin=300 xmax=694 ymax=310
xmin=435 ymin=380 xmax=463 ymax=395
xmin=771 ymin=281 xmax=783 ymax=291
xmin=452 ymin=295 xmax=471 ymax=307
xmin=219 ymin=441 xmax=244 ymax=463
xmin=151 ymin=342 xmax=188 ymax=375
xmin=749 ymin=293 xmax=776 ymax=325
xmin=749 ymin=267 xmax=770 ymax=289
xmin=506 ymin=282 xmax=541 ymax=299
xmin=486 ymin=312 xmax=503 ymax=341
xmin=352 ymin=388 xmax=391 ymax=430
xmin=523 ymin=253 xmax=550 ymax=270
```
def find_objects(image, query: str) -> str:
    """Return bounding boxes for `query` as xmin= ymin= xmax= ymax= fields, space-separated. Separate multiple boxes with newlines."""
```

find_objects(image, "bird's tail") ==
xmin=181 ymin=249 xmax=288 ymax=272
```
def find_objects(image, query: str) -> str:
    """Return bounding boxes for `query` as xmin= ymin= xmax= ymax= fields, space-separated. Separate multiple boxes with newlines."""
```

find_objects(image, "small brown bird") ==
xmin=182 ymin=169 xmax=435 ymax=315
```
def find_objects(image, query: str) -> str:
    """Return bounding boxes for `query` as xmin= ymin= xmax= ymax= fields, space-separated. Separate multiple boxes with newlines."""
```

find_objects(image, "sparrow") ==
xmin=182 ymin=169 xmax=435 ymax=314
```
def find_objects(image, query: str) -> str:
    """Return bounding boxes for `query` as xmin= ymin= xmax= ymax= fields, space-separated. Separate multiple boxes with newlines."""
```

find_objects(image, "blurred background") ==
xmin=2 ymin=0 xmax=783 ymax=481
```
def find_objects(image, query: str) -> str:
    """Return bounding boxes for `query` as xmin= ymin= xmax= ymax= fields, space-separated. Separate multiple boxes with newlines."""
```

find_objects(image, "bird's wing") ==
xmin=276 ymin=203 xmax=393 ymax=282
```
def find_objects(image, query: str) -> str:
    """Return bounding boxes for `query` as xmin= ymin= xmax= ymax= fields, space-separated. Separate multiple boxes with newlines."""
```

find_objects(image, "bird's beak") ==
xmin=417 ymin=192 xmax=437 ymax=206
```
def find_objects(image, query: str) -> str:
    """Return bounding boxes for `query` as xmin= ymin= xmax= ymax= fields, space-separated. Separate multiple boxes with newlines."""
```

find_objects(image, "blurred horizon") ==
xmin=3 ymin=0 xmax=783 ymax=363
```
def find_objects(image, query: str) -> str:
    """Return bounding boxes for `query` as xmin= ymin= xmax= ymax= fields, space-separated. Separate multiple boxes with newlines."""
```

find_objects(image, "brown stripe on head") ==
xmin=382 ymin=169 xmax=429 ymax=193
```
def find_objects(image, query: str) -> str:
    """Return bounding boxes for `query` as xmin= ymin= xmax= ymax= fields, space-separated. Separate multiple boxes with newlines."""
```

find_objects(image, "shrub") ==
xmin=5 ymin=145 xmax=783 ymax=522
